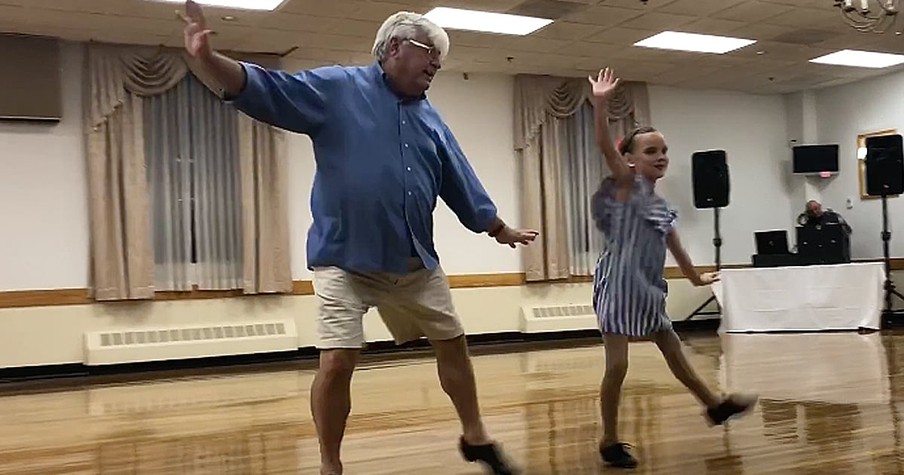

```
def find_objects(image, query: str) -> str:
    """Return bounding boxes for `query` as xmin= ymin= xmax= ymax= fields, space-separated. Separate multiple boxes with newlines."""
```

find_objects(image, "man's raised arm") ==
xmin=181 ymin=0 xmax=245 ymax=96
xmin=179 ymin=0 xmax=337 ymax=135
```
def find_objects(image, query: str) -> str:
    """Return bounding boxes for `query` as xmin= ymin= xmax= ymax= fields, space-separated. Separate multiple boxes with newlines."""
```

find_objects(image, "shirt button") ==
xmin=408 ymin=191 xmax=412 ymax=196
xmin=407 ymin=167 xmax=411 ymax=171
xmin=404 ymin=143 xmax=409 ymax=148
xmin=402 ymin=120 xmax=407 ymax=125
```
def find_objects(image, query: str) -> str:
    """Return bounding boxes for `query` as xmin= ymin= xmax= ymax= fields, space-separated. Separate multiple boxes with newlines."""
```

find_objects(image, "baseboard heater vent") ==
xmin=520 ymin=304 xmax=597 ymax=333
xmin=83 ymin=321 xmax=298 ymax=366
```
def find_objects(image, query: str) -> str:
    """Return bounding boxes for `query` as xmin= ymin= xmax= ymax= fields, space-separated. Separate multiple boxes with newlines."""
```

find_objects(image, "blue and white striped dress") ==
xmin=591 ymin=174 xmax=677 ymax=337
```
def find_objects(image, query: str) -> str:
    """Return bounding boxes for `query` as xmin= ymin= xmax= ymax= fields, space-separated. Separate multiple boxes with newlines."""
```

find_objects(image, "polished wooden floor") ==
xmin=2 ymin=331 xmax=904 ymax=474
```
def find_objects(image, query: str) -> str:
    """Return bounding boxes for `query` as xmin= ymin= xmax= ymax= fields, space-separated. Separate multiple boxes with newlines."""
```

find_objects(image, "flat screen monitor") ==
xmin=755 ymin=230 xmax=789 ymax=255
xmin=793 ymin=144 xmax=839 ymax=175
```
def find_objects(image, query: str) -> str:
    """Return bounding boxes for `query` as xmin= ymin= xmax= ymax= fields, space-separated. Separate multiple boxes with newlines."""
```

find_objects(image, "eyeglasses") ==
xmin=407 ymin=39 xmax=441 ymax=59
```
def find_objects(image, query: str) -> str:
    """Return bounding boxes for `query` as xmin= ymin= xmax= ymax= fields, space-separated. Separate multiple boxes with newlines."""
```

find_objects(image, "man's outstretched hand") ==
xmin=176 ymin=0 xmax=246 ymax=96
xmin=494 ymin=227 xmax=539 ymax=248
xmin=180 ymin=0 xmax=213 ymax=59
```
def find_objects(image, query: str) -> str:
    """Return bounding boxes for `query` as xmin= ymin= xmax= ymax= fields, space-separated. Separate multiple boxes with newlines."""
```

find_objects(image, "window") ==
xmin=560 ymin=102 xmax=607 ymax=276
xmin=144 ymin=73 xmax=243 ymax=291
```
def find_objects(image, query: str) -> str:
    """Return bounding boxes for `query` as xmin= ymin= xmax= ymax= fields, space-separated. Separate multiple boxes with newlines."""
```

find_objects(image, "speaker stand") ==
xmin=880 ymin=193 xmax=904 ymax=326
xmin=686 ymin=207 xmax=722 ymax=321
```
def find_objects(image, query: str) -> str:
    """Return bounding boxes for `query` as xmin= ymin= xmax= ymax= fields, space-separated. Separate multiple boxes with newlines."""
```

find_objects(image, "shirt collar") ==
xmin=371 ymin=61 xmax=427 ymax=102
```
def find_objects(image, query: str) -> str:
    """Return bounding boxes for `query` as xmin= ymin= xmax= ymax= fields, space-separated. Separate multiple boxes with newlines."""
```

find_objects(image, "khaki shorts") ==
xmin=312 ymin=259 xmax=465 ymax=349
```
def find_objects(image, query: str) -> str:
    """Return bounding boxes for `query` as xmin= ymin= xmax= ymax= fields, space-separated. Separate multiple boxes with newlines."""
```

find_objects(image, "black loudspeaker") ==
xmin=866 ymin=134 xmax=904 ymax=196
xmin=692 ymin=150 xmax=730 ymax=209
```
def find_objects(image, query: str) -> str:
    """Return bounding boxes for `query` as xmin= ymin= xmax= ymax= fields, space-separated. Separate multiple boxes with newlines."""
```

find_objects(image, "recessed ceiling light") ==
xmin=423 ymin=7 xmax=553 ymax=36
xmin=153 ymin=0 xmax=285 ymax=11
xmin=809 ymin=49 xmax=904 ymax=68
xmin=634 ymin=31 xmax=756 ymax=54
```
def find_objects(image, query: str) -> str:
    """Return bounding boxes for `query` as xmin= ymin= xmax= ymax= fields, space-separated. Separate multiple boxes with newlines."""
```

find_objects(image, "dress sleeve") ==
xmin=592 ymin=174 xmax=674 ymax=234
xmin=591 ymin=177 xmax=621 ymax=234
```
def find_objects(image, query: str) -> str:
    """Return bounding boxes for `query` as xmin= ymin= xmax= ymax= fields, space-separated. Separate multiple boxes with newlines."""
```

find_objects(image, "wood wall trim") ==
xmin=286 ymin=273 xmax=527 ymax=297
xmin=447 ymin=272 xmax=526 ymax=288
xmin=0 ymin=289 xmax=92 ymax=309
xmin=292 ymin=280 xmax=314 ymax=295
xmin=3 ymin=259 xmax=904 ymax=310
xmin=661 ymin=263 xmax=751 ymax=280
xmin=0 ymin=272 xmax=530 ymax=309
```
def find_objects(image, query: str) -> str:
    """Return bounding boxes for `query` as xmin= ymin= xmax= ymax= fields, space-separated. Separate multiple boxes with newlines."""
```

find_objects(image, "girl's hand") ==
xmin=588 ymin=67 xmax=621 ymax=103
xmin=696 ymin=272 xmax=720 ymax=286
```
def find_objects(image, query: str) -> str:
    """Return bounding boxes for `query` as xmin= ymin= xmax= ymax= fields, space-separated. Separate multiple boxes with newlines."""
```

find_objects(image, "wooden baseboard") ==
xmin=0 ymin=272 xmax=531 ymax=310
xmin=447 ymin=272 xmax=526 ymax=288
xmin=0 ymin=289 xmax=92 ymax=309
xmin=4 ymin=259 xmax=904 ymax=310
xmin=290 ymin=272 xmax=526 ymax=296
xmin=291 ymin=280 xmax=313 ymax=295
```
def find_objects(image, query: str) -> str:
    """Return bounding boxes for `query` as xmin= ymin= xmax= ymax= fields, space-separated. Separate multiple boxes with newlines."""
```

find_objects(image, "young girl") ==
xmin=588 ymin=68 xmax=757 ymax=469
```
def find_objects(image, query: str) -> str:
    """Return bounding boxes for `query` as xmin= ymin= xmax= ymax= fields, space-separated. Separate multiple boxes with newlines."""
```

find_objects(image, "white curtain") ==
xmin=514 ymin=74 xmax=649 ymax=281
xmin=145 ymin=74 xmax=243 ymax=291
xmin=560 ymin=102 xmax=608 ymax=276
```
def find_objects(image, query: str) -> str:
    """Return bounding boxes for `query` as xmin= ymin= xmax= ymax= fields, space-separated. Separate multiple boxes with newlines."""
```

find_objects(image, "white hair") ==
xmin=371 ymin=11 xmax=450 ymax=61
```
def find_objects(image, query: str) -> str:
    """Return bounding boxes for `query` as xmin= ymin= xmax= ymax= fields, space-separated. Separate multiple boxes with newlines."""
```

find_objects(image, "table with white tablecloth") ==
xmin=711 ymin=262 xmax=885 ymax=333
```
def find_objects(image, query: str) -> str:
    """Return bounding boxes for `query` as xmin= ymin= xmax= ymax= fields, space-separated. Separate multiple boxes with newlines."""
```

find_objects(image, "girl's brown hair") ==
xmin=617 ymin=126 xmax=658 ymax=155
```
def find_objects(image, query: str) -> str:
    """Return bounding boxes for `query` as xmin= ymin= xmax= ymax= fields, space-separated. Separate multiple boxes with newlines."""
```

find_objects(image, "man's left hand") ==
xmin=494 ymin=227 xmax=539 ymax=248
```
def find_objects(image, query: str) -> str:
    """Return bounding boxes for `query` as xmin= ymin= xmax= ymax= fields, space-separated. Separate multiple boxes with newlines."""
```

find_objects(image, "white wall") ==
xmin=784 ymin=91 xmax=826 ymax=224
xmin=0 ymin=40 xmax=804 ymax=368
xmin=0 ymin=41 xmax=88 ymax=291
xmin=0 ymin=42 xmax=521 ymax=290
xmin=0 ymin=45 xmax=796 ymax=290
xmin=286 ymin=72 xmax=521 ymax=280
xmin=816 ymin=69 xmax=904 ymax=259
xmin=647 ymin=85 xmax=793 ymax=266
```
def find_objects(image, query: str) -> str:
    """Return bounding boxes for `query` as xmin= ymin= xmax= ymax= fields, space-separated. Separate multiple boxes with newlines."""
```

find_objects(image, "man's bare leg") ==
xmin=311 ymin=348 xmax=360 ymax=475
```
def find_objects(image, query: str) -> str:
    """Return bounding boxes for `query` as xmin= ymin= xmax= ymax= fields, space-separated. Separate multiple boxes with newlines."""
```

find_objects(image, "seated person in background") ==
xmin=798 ymin=200 xmax=852 ymax=234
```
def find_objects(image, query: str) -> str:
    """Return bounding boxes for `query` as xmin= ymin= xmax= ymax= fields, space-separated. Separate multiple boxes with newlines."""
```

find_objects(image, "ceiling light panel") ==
xmin=634 ymin=31 xmax=756 ymax=54
xmin=152 ymin=0 xmax=285 ymax=11
xmin=809 ymin=49 xmax=904 ymax=68
xmin=423 ymin=7 xmax=553 ymax=36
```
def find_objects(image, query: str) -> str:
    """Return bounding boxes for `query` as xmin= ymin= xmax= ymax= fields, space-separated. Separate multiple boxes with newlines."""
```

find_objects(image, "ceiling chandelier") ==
xmin=834 ymin=0 xmax=900 ymax=33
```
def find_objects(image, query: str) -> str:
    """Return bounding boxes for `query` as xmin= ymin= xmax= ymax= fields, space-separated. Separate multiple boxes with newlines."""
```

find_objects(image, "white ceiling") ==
xmin=1 ymin=0 xmax=904 ymax=94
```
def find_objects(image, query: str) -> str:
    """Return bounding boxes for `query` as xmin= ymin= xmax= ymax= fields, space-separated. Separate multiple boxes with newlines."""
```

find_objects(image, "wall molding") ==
xmin=0 ymin=272 xmax=531 ymax=310
xmin=2 ymin=259 xmax=902 ymax=310
xmin=0 ymin=288 xmax=92 ymax=309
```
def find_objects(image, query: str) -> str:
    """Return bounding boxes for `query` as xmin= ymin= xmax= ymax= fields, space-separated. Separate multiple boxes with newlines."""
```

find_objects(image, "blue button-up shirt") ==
xmin=229 ymin=61 xmax=498 ymax=274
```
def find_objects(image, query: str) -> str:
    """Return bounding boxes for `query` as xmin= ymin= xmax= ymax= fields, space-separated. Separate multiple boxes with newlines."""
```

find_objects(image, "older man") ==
xmin=181 ymin=2 xmax=536 ymax=474
xmin=799 ymin=200 xmax=852 ymax=234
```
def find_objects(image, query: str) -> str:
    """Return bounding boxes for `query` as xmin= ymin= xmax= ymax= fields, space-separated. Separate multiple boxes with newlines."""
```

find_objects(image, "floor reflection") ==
xmin=515 ymin=331 xmax=901 ymax=474
xmin=96 ymin=423 xmax=301 ymax=474
xmin=1 ymin=331 xmax=904 ymax=474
